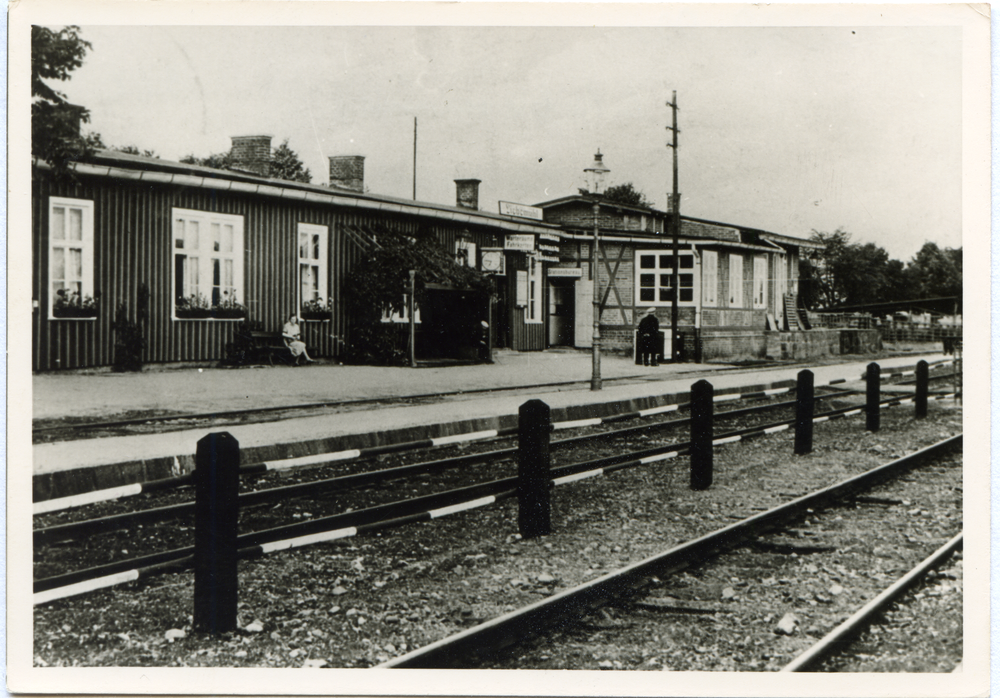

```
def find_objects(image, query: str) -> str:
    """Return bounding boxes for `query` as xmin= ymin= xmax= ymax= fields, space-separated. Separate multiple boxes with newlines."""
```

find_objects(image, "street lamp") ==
xmin=584 ymin=150 xmax=610 ymax=391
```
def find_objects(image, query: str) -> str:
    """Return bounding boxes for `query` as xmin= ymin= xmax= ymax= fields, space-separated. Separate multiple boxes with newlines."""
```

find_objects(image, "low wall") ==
xmin=840 ymin=329 xmax=882 ymax=355
xmin=700 ymin=331 xmax=768 ymax=362
xmin=765 ymin=329 xmax=840 ymax=360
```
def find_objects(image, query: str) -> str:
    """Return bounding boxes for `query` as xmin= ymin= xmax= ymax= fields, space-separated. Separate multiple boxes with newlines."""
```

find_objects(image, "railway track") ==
xmin=378 ymin=435 xmax=962 ymax=670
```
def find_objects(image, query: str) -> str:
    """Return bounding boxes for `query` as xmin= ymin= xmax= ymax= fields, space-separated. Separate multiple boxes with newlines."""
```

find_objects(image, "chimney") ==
xmin=329 ymin=156 xmax=365 ymax=192
xmin=455 ymin=179 xmax=481 ymax=210
xmin=230 ymin=135 xmax=272 ymax=176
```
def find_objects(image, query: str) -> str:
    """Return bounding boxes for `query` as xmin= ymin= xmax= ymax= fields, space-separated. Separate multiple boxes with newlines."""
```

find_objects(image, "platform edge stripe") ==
xmin=639 ymin=451 xmax=679 ymax=465
xmin=428 ymin=496 xmax=497 ymax=519
xmin=33 ymin=569 xmax=140 ymax=605
xmin=713 ymin=394 xmax=741 ymax=403
xmin=813 ymin=416 xmax=830 ymax=423
xmin=902 ymin=370 xmax=915 ymax=376
xmin=764 ymin=387 xmax=790 ymax=395
xmin=34 ymin=483 xmax=144 ymax=515
xmin=898 ymin=399 xmax=913 ymax=405
xmin=742 ymin=391 xmax=767 ymax=399
xmin=260 ymin=527 xmax=358 ymax=554
xmin=430 ymin=430 xmax=499 ymax=446
xmin=552 ymin=469 xmax=603 ymax=486
xmin=553 ymin=418 xmax=602 ymax=430
xmin=264 ymin=449 xmax=362 ymax=470
xmin=827 ymin=413 xmax=844 ymax=421
xmin=713 ymin=435 xmax=741 ymax=445
xmin=828 ymin=378 xmax=847 ymax=385
xmin=638 ymin=404 xmax=679 ymax=417
xmin=763 ymin=424 xmax=790 ymax=434
xmin=844 ymin=409 xmax=862 ymax=416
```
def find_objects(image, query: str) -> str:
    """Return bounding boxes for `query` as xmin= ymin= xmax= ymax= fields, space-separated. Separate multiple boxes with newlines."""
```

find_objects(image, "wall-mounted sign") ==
xmin=499 ymin=201 xmax=544 ymax=221
xmin=548 ymin=267 xmax=582 ymax=278
xmin=504 ymin=234 xmax=536 ymax=253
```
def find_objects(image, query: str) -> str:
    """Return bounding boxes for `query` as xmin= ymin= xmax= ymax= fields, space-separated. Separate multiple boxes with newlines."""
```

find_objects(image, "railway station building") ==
xmin=31 ymin=137 xmax=565 ymax=371
xmin=536 ymin=194 xmax=828 ymax=362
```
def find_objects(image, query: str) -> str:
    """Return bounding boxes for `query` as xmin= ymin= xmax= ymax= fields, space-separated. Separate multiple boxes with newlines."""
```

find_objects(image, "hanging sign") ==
xmin=505 ymin=234 xmax=536 ymax=253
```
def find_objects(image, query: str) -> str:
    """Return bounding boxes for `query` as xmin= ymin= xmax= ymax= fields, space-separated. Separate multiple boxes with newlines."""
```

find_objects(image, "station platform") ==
xmin=31 ymin=350 xmax=953 ymax=501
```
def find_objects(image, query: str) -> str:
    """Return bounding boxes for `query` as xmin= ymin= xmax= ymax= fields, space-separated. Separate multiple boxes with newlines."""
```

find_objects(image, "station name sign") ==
xmin=499 ymin=201 xmax=544 ymax=221
xmin=504 ymin=234 xmax=536 ymax=252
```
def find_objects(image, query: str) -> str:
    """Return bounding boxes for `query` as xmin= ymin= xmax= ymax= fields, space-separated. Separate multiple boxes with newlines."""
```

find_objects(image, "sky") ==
xmin=59 ymin=24 xmax=963 ymax=261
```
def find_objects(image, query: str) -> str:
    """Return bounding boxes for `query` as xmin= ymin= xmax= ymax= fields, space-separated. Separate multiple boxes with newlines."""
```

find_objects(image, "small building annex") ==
xmin=31 ymin=136 xmax=563 ymax=371
xmin=535 ymin=193 xmax=828 ymax=362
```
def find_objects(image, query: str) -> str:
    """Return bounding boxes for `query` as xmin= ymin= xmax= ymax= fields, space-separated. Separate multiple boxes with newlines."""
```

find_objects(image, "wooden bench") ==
xmin=248 ymin=331 xmax=295 ymax=366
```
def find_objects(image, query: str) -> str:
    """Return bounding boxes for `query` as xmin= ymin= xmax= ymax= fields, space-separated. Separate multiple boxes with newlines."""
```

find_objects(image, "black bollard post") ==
xmin=915 ymin=360 xmax=929 ymax=418
xmin=690 ymin=379 xmax=714 ymax=490
xmin=794 ymin=369 xmax=814 ymax=455
xmin=865 ymin=362 xmax=881 ymax=432
xmin=517 ymin=399 xmax=551 ymax=538
xmin=194 ymin=432 xmax=241 ymax=634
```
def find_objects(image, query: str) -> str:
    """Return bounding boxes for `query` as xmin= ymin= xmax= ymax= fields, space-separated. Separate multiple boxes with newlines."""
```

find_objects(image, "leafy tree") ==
xmin=602 ymin=182 xmax=653 ymax=208
xmin=905 ymin=242 xmax=962 ymax=299
xmin=31 ymin=25 xmax=93 ymax=175
xmin=181 ymin=138 xmax=311 ymax=183
xmin=83 ymin=131 xmax=158 ymax=158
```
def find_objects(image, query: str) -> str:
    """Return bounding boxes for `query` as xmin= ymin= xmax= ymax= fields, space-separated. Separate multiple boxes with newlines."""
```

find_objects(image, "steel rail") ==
xmin=781 ymin=531 xmax=963 ymax=672
xmin=377 ymin=434 xmax=962 ymax=668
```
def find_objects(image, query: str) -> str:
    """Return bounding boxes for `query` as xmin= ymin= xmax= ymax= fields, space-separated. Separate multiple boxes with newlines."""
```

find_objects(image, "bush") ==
xmin=112 ymin=284 xmax=148 ymax=372
xmin=341 ymin=325 xmax=408 ymax=366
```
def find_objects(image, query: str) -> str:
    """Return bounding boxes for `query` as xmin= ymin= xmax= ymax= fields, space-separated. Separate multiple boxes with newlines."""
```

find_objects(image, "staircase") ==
xmin=783 ymin=293 xmax=809 ymax=331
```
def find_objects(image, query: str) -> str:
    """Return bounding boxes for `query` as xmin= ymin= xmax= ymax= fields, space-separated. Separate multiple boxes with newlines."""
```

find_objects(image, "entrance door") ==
xmin=548 ymin=279 xmax=575 ymax=346
xmin=492 ymin=276 xmax=509 ymax=349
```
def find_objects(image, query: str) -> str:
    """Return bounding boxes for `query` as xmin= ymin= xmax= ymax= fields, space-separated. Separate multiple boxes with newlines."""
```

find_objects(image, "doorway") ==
xmin=548 ymin=279 xmax=575 ymax=346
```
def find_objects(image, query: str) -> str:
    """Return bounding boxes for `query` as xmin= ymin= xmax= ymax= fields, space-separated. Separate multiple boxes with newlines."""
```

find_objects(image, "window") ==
xmin=381 ymin=295 xmax=421 ymax=323
xmin=635 ymin=251 xmax=694 ymax=305
xmin=48 ymin=198 xmax=95 ymax=319
xmin=173 ymin=209 xmax=244 ymax=317
xmin=728 ymin=253 xmax=744 ymax=307
xmin=753 ymin=255 xmax=768 ymax=309
xmin=455 ymin=238 xmax=477 ymax=267
xmin=298 ymin=223 xmax=328 ymax=313
xmin=702 ymin=250 xmax=718 ymax=307
xmin=526 ymin=254 xmax=542 ymax=323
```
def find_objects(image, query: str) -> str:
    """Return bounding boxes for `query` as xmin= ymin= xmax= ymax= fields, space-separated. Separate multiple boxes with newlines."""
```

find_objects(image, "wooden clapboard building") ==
xmin=536 ymin=194 xmax=825 ymax=361
xmin=31 ymin=137 xmax=562 ymax=371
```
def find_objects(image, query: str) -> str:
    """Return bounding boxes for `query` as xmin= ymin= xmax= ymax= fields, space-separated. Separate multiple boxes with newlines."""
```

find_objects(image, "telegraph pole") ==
xmin=666 ymin=91 xmax=680 ymax=361
xmin=413 ymin=117 xmax=418 ymax=200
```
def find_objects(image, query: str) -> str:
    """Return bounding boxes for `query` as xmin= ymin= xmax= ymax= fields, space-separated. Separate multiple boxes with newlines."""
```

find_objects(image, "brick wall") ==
xmin=329 ymin=156 xmax=365 ymax=192
xmin=230 ymin=135 xmax=272 ymax=176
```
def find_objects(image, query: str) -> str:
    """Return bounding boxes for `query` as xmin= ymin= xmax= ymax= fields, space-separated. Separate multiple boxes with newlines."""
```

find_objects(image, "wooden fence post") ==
xmin=690 ymin=379 xmax=714 ymax=490
xmin=194 ymin=432 xmax=240 ymax=634
xmin=866 ymin=362 xmax=881 ymax=432
xmin=915 ymin=360 xmax=929 ymax=418
xmin=518 ymin=400 xmax=551 ymax=538
xmin=794 ymin=369 xmax=814 ymax=455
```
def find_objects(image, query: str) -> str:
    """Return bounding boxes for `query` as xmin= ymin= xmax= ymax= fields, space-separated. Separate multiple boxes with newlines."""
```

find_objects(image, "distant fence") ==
xmin=808 ymin=312 xmax=962 ymax=345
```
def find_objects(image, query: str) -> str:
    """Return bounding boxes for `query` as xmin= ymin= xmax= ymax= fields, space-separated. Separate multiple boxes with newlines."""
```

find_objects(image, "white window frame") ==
xmin=702 ymin=250 xmax=718 ymax=307
xmin=728 ymin=253 xmax=744 ymax=308
xmin=381 ymin=295 xmax=421 ymax=324
xmin=634 ymin=250 xmax=697 ymax=307
xmin=753 ymin=255 xmax=768 ymax=309
xmin=172 ymin=208 xmax=245 ymax=319
xmin=455 ymin=238 xmax=477 ymax=268
xmin=525 ymin=254 xmax=543 ymax=323
xmin=48 ymin=197 xmax=96 ymax=320
xmin=298 ymin=223 xmax=329 ymax=313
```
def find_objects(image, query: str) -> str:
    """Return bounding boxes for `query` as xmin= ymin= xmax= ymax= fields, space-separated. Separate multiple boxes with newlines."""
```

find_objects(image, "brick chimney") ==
xmin=455 ymin=179 xmax=481 ymax=210
xmin=230 ymin=135 xmax=272 ymax=176
xmin=329 ymin=156 xmax=365 ymax=192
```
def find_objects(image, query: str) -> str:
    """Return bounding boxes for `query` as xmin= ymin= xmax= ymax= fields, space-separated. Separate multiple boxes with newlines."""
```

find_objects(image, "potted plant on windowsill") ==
xmin=300 ymin=297 xmax=333 ymax=321
xmin=175 ymin=293 xmax=213 ymax=319
xmin=212 ymin=292 xmax=247 ymax=319
xmin=53 ymin=289 xmax=99 ymax=318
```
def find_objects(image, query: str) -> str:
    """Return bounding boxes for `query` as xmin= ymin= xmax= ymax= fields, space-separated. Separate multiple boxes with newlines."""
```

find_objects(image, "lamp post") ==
xmin=584 ymin=150 xmax=610 ymax=391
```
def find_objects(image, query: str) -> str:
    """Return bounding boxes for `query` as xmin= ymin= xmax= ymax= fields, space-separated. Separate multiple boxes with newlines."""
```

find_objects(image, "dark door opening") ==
xmin=548 ymin=278 xmax=575 ymax=346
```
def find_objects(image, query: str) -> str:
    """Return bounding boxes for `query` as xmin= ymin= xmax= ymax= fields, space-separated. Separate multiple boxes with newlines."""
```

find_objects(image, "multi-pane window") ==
xmin=298 ymin=223 xmax=328 ymax=312
xmin=702 ymin=250 xmax=718 ymax=307
xmin=636 ymin=252 xmax=694 ymax=304
xmin=173 ymin=209 xmax=244 ymax=315
xmin=381 ymin=295 xmax=421 ymax=323
xmin=526 ymin=254 xmax=542 ymax=323
xmin=48 ymin=197 xmax=95 ymax=318
xmin=753 ymin=255 xmax=768 ymax=309
xmin=455 ymin=238 xmax=477 ymax=268
xmin=728 ymin=253 xmax=744 ymax=307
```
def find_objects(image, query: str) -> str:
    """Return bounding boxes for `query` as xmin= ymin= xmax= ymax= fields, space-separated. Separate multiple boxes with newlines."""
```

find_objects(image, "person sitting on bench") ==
xmin=282 ymin=314 xmax=316 ymax=365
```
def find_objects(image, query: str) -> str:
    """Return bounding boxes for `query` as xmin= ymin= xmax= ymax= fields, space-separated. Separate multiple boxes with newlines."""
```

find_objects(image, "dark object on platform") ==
xmin=915 ymin=360 xmax=929 ymax=419
xmin=866 ymin=362 xmax=881 ymax=433
xmin=795 ymin=369 xmax=814 ymax=455
xmin=517 ymin=399 xmax=551 ymax=538
xmin=194 ymin=432 xmax=240 ymax=634
xmin=690 ymin=379 xmax=713 ymax=490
